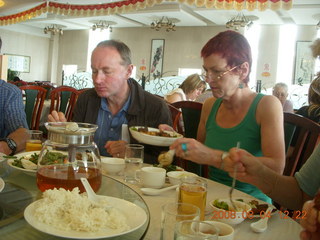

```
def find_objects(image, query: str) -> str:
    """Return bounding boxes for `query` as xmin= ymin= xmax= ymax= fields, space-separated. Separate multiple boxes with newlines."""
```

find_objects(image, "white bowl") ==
xmin=210 ymin=199 xmax=252 ymax=225
xmin=129 ymin=126 xmax=182 ymax=147
xmin=203 ymin=221 xmax=234 ymax=240
xmin=166 ymin=171 xmax=198 ymax=185
xmin=101 ymin=157 xmax=125 ymax=175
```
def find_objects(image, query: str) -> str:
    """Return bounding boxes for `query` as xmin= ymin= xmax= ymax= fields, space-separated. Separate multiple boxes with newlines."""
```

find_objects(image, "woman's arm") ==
xmin=166 ymin=92 xmax=183 ymax=104
xmin=256 ymin=95 xmax=286 ymax=174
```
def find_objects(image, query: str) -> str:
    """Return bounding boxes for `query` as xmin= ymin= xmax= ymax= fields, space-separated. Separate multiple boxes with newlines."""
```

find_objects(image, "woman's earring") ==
xmin=239 ymin=83 xmax=244 ymax=89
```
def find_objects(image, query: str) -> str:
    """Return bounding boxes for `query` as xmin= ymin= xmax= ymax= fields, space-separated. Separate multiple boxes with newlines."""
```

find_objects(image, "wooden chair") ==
xmin=49 ymin=86 xmax=79 ymax=122
xmin=19 ymin=85 xmax=47 ymax=130
xmin=283 ymin=112 xmax=320 ymax=176
xmin=167 ymin=104 xmax=182 ymax=133
xmin=170 ymin=101 xmax=208 ymax=177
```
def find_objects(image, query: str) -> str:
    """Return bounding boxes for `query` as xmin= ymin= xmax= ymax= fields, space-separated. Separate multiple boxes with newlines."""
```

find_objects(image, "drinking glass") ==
xmin=26 ymin=130 xmax=43 ymax=152
xmin=178 ymin=177 xmax=207 ymax=220
xmin=161 ymin=202 xmax=200 ymax=240
xmin=124 ymin=144 xmax=144 ymax=184
xmin=174 ymin=220 xmax=219 ymax=240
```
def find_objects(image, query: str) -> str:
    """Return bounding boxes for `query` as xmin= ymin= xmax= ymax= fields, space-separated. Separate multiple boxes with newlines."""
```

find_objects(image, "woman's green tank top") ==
xmin=205 ymin=93 xmax=271 ymax=203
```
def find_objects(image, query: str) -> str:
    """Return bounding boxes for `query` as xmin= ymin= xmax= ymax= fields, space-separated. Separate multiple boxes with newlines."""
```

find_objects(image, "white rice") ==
xmin=33 ymin=188 xmax=130 ymax=232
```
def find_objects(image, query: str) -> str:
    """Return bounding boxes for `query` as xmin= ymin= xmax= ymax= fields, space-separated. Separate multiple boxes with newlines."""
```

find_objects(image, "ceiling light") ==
xmin=44 ymin=24 xmax=63 ymax=35
xmin=226 ymin=12 xmax=253 ymax=31
xmin=92 ymin=20 xmax=113 ymax=32
xmin=150 ymin=17 xmax=176 ymax=32
xmin=0 ymin=0 xmax=4 ymax=8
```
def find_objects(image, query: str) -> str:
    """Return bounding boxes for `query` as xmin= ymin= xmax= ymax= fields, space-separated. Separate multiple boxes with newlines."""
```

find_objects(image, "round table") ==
xmin=0 ymin=166 xmax=150 ymax=240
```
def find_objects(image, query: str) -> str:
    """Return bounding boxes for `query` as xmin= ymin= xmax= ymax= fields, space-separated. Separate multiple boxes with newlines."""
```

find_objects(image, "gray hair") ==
xmin=96 ymin=39 xmax=132 ymax=66
xmin=273 ymin=82 xmax=288 ymax=92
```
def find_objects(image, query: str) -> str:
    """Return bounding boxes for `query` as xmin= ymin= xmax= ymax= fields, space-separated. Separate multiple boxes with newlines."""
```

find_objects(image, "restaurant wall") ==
xmin=0 ymin=29 xmax=50 ymax=82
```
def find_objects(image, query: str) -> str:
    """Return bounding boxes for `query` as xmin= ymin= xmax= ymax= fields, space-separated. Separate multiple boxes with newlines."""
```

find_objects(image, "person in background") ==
xmin=11 ymin=76 xmax=27 ymax=86
xmin=48 ymin=39 xmax=172 ymax=163
xmin=164 ymin=73 xmax=206 ymax=103
xmin=166 ymin=30 xmax=285 ymax=203
xmin=0 ymin=37 xmax=29 ymax=155
xmin=223 ymin=145 xmax=320 ymax=240
xmin=272 ymin=82 xmax=294 ymax=113
xmin=196 ymin=89 xmax=212 ymax=103
xmin=296 ymin=38 xmax=320 ymax=123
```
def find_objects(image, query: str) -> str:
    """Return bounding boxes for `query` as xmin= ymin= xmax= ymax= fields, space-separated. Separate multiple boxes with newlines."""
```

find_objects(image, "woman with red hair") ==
xmin=168 ymin=30 xmax=285 ymax=203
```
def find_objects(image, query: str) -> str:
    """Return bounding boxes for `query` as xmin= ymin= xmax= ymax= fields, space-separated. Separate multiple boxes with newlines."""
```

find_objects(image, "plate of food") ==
xmin=0 ymin=177 xmax=5 ymax=192
xmin=24 ymin=188 xmax=148 ymax=239
xmin=129 ymin=126 xmax=182 ymax=146
xmin=234 ymin=197 xmax=277 ymax=218
xmin=7 ymin=151 xmax=40 ymax=176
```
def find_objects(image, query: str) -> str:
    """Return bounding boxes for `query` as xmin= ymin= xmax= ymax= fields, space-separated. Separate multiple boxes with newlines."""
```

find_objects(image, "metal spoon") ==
xmin=250 ymin=206 xmax=274 ymax=233
xmin=80 ymin=178 xmax=112 ymax=211
xmin=141 ymin=184 xmax=179 ymax=196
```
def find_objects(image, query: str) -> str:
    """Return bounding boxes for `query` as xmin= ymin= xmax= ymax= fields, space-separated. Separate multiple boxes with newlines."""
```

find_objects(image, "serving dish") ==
xmin=166 ymin=171 xmax=198 ymax=185
xmin=129 ymin=126 xmax=182 ymax=147
xmin=7 ymin=151 xmax=40 ymax=176
xmin=0 ymin=177 xmax=4 ymax=192
xmin=24 ymin=196 xmax=147 ymax=239
xmin=234 ymin=197 xmax=277 ymax=218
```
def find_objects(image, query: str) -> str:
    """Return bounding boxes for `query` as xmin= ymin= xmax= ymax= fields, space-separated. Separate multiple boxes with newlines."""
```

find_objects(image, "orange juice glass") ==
xmin=26 ymin=130 xmax=43 ymax=152
xmin=178 ymin=177 xmax=207 ymax=220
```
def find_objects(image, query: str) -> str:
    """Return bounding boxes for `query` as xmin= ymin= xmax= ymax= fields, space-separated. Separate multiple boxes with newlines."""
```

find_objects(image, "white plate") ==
xmin=234 ymin=197 xmax=277 ymax=218
xmin=0 ymin=177 xmax=4 ymax=192
xmin=0 ymin=152 xmax=8 ymax=163
xmin=129 ymin=126 xmax=183 ymax=146
xmin=24 ymin=196 xmax=148 ymax=239
xmin=6 ymin=151 xmax=40 ymax=176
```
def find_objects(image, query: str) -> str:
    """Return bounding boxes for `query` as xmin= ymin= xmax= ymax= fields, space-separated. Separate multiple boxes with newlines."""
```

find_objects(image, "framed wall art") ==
xmin=293 ymin=41 xmax=315 ymax=85
xmin=4 ymin=54 xmax=31 ymax=73
xmin=149 ymin=39 xmax=165 ymax=80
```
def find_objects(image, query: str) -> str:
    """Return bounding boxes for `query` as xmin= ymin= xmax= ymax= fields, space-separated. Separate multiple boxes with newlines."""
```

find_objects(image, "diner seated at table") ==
xmin=296 ymin=39 xmax=320 ymax=124
xmin=164 ymin=30 xmax=285 ymax=204
xmin=224 ymin=145 xmax=320 ymax=240
xmin=272 ymin=82 xmax=294 ymax=113
xmin=48 ymin=39 xmax=172 ymax=164
xmin=0 ymin=38 xmax=29 ymax=156
xmin=164 ymin=73 xmax=206 ymax=103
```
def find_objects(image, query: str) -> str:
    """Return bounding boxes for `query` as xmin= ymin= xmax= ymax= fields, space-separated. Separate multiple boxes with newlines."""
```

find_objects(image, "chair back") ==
xmin=49 ymin=86 xmax=79 ymax=122
xmin=283 ymin=112 xmax=320 ymax=176
xmin=19 ymin=85 xmax=47 ymax=130
xmin=167 ymin=104 xmax=182 ymax=133
xmin=171 ymin=101 xmax=207 ymax=177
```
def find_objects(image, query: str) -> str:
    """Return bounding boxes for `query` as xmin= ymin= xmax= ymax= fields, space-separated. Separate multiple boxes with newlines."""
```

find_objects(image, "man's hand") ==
xmin=48 ymin=110 xmax=67 ymax=122
xmin=105 ymin=140 xmax=127 ymax=158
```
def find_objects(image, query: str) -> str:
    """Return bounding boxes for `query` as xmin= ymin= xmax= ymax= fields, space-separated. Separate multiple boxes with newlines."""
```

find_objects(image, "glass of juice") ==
xmin=178 ymin=177 xmax=207 ymax=220
xmin=26 ymin=130 xmax=43 ymax=151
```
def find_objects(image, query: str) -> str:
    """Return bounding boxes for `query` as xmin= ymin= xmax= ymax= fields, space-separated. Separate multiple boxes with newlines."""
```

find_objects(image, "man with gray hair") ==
xmin=49 ymin=39 xmax=172 ymax=163
xmin=273 ymin=82 xmax=294 ymax=113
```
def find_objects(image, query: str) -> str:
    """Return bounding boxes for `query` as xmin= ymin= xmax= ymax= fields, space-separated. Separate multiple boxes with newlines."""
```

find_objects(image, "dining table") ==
xmin=0 ymin=159 xmax=303 ymax=240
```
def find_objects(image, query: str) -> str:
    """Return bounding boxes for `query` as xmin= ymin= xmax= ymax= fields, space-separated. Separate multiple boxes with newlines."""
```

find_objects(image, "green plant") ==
xmin=7 ymin=69 xmax=20 ymax=81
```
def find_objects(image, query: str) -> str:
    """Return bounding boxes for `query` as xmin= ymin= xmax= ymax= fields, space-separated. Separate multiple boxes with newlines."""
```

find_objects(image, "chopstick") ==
xmin=229 ymin=142 xmax=240 ymax=211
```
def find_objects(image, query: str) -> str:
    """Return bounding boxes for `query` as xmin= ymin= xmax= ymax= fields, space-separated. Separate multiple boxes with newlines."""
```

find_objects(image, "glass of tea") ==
xmin=26 ymin=130 xmax=43 ymax=152
xmin=36 ymin=122 xmax=102 ymax=193
xmin=178 ymin=177 xmax=207 ymax=220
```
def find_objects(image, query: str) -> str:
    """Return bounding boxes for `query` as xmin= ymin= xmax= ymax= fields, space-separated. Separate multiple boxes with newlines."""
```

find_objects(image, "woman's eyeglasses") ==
xmin=201 ymin=63 xmax=243 ymax=81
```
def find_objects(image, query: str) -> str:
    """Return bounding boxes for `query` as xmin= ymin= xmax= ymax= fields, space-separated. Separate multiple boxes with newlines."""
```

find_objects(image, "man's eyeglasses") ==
xmin=201 ymin=63 xmax=243 ymax=81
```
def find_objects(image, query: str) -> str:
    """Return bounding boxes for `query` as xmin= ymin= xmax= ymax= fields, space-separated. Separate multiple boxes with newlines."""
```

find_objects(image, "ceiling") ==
xmin=0 ymin=0 xmax=319 ymax=37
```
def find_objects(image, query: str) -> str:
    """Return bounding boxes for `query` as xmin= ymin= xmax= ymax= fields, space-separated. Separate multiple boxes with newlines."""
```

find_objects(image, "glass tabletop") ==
xmin=0 ymin=166 xmax=150 ymax=240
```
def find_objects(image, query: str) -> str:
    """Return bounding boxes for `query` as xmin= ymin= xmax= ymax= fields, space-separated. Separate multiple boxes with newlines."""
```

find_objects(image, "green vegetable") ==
xmin=3 ymin=155 xmax=17 ymax=159
xmin=213 ymin=199 xmax=229 ymax=211
xmin=131 ymin=127 xmax=138 ymax=131
xmin=41 ymin=152 xmax=68 ymax=165
xmin=12 ymin=153 xmax=39 ymax=169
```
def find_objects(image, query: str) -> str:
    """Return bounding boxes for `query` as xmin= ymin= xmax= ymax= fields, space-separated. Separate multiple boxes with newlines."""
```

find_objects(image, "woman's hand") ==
xmin=105 ymin=140 xmax=127 ymax=158
xmin=48 ymin=110 xmax=67 ymax=122
xmin=170 ymin=138 xmax=214 ymax=165
xmin=300 ymin=199 xmax=320 ymax=240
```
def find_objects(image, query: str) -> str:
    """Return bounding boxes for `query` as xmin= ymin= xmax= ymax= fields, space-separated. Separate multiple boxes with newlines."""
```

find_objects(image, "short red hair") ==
xmin=201 ymin=30 xmax=252 ymax=83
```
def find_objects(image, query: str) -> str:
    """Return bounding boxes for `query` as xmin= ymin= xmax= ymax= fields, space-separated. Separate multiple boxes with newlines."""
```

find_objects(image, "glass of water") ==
xmin=124 ymin=144 xmax=144 ymax=184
